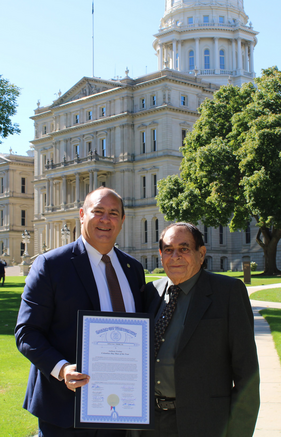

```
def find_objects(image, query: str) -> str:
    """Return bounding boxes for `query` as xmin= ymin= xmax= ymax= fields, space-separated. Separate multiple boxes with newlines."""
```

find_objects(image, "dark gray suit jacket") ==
xmin=15 ymin=236 xmax=145 ymax=428
xmin=143 ymin=270 xmax=260 ymax=437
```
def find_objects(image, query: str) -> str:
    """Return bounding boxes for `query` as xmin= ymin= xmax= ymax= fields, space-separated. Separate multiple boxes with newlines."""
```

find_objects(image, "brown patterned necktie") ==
xmin=102 ymin=254 xmax=125 ymax=312
xmin=154 ymin=285 xmax=181 ymax=358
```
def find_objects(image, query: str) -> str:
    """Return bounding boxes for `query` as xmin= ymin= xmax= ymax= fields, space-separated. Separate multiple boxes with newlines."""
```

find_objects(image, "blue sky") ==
xmin=1 ymin=0 xmax=280 ymax=156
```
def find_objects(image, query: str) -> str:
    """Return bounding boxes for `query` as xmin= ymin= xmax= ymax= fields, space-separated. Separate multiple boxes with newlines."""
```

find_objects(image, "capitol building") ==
xmin=1 ymin=0 xmax=272 ymax=271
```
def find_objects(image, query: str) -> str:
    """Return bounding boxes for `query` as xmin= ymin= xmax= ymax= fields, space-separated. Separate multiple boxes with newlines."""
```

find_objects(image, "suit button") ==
xmin=157 ymin=380 xmax=161 ymax=385
xmin=157 ymin=359 xmax=160 ymax=363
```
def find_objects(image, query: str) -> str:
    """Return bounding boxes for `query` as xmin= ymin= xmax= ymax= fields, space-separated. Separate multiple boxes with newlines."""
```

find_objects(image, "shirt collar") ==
xmin=82 ymin=236 xmax=114 ymax=266
xmin=167 ymin=269 xmax=202 ymax=295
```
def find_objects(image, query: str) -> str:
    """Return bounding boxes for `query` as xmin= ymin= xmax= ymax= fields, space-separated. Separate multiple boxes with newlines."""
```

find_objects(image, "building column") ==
xmin=232 ymin=39 xmax=236 ymax=72
xmin=245 ymin=44 xmax=249 ymax=71
xmin=178 ymin=41 xmax=182 ymax=71
xmin=75 ymin=218 xmax=81 ymax=239
xmin=89 ymin=171 xmax=93 ymax=191
xmin=62 ymin=176 xmax=66 ymax=208
xmin=214 ymin=38 xmax=219 ymax=73
xmin=49 ymin=178 xmax=54 ymax=209
xmin=94 ymin=171 xmax=98 ymax=190
xmin=237 ymin=37 xmax=242 ymax=71
xmin=159 ymin=43 xmax=163 ymax=70
xmin=75 ymin=173 xmax=80 ymax=205
xmin=49 ymin=222 xmax=54 ymax=249
xmin=249 ymin=41 xmax=254 ymax=73
xmin=195 ymin=38 xmax=200 ymax=71
xmin=173 ymin=39 xmax=177 ymax=70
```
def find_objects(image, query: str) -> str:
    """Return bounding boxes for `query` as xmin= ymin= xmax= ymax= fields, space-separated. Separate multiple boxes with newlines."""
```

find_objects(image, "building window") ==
xmin=246 ymin=222 xmax=251 ymax=244
xmin=188 ymin=17 xmax=193 ymax=25
xmin=43 ymin=125 xmax=47 ymax=135
xmin=141 ymin=98 xmax=145 ymax=109
xmin=142 ymin=176 xmax=146 ymax=198
xmin=176 ymin=53 xmax=179 ymax=69
xmin=20 ymin=242 xmax=25 ymax=256
xmin=181 ymin=95 xmax=187 ymax=106
xmin=152 ymin=129 xmax=157 ymax=152
xmin=219 ymin=16 xmax=224 ymax=24
xmin=101 ymin=139 xmax=106 ymax=157
xmin=144 ymin=220 xmax=148 ymax=243
xmin=220 ymin=50 xmax=225 ymax=70
xmin=219 ymin=225 xmax=223 ymax=245
xmin=101 ymin=107 xmax=106 ymax=117
xmin=204 ymin=49 xmax=210 ymax=69
xmin=0 ymin=242 xmax=3 ymax=255
xmin=87 ymin=142 xmax=92 ymax=153
xmin=189 ymin=50 xmax=194 ymax=70
xmin=87 ymin=110 xmax=92 ymax=120
xmin=151 ymin=95 xmax=156 ymax=106
xmin=75 ymin=114 xmax=79 ymax=124
xmin=153 ymin=174 xmax=157 ymax=197
xmin=74 ymin=145 xmax=79 ymax=157
xmin=0 ymin=210 xmax=3 ymax=226
xmin=155 ymin=218 xmax=159 ymax=242
xmin=0 ymin=178 xmax=3 ymax=194
xmin=21 ymin=210 xmax=26 ymax=226
xmin=21 ymin=177 xmax=26 ymax=194
xmin=141 ymin=132 xmax=146 ymax=154
xmin=182 ymin=129 xmax=187 ymax=147
xmin=203 ymin=15 xmax=209 ymax=24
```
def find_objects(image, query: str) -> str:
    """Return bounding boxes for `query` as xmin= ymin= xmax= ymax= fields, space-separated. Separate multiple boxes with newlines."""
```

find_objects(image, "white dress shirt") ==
xmin=51 ymin=237 xmax=136 ymax=379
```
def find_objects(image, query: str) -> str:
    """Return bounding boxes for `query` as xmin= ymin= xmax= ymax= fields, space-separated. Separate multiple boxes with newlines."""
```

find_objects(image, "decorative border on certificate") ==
xmin=75 ymin=311 xmax=154 ymax=430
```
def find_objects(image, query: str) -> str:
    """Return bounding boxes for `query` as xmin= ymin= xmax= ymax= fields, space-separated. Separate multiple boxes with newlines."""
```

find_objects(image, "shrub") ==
xmin=250 ymin=262 xmax=258 ymax=272
xmin=144 ymin=269 xmax=150 ymax=275
xmin=152 ymin=268 xmax=165 ymax=274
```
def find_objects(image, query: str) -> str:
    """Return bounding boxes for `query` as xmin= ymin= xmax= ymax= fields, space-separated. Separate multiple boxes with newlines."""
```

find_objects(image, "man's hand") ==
xmin=60 ymin=363 xmax=90 ymax=392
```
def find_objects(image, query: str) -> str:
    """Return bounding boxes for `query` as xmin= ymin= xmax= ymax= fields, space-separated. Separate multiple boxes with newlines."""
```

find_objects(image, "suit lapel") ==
xmin=71 ymin=237 xmax=101 ymax=310
xmin=176 ymin=271 xmax=213 ymax=357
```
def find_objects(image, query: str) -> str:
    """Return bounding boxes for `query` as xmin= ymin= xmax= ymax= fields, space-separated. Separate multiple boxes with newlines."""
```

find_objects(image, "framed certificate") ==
xmin=74 ymin=311 xmax=154 ymax=430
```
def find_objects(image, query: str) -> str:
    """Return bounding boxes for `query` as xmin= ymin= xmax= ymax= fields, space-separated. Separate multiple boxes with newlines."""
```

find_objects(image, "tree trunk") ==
xmin=256 ymin=228 xmax=281 ymax=275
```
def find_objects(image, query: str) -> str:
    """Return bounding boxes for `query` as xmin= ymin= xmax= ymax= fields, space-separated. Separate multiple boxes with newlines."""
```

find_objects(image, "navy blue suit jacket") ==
xmin=15 ymin=237 xmax=145 ymax=428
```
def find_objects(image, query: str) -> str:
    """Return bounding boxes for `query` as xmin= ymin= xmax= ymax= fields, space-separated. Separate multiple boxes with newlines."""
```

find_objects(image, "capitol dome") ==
xmin=154 ymin=0 xmax=258 ymax=86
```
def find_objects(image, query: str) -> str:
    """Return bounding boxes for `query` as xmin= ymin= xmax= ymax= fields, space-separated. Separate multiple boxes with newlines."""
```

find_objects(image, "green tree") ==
xmin=157 ymin=67 xmax=281 ymax=275
xmin=0 ymin=75 xmax=21 ymax=143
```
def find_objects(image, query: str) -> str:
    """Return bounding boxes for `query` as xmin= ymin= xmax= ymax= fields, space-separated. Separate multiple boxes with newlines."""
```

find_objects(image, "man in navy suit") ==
xmin=15 ymin=187 xmax=145 ymax=437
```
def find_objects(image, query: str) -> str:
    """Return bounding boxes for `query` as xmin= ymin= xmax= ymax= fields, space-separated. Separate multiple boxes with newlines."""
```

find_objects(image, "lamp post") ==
xmin=20 ymin=230 xmax=31 ymax=276
xmin=61 ymin=224 xmax=70 ymax=245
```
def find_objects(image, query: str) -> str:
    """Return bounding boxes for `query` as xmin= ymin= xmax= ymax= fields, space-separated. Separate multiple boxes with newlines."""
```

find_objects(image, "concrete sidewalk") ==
xmin=248 ymin=283 xmax=281 ymax=436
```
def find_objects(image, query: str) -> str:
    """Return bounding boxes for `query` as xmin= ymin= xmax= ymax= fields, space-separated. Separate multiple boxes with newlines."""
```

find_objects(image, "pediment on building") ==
xmin=50 ymin=77 xmax=122 ymax=107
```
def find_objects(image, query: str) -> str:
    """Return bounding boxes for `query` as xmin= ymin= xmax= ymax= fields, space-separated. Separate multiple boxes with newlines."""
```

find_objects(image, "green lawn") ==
xmin=0 ymin=277 xmax=38 ymax=437
xmin=250 ymin=289 xmax=281 ymax=302
xmin=260 ymin=309 xmax=281 ymax=364
xmin=1 ymin=271 xmax=281 ymax=436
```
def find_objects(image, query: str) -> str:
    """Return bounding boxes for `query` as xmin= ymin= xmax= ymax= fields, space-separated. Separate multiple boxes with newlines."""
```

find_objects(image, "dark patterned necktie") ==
xmin=154 ymin=285 xmax=181 ymax=358
xmin=102 ymin=254 xmax=125 ymax=312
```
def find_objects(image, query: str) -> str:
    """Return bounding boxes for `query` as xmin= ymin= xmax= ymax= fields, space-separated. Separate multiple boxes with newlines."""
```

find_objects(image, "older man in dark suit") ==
xmin=140 ymin=222 xmax=260 ymax=437
xmin=15 ymin=187 xmax=145 ymax=437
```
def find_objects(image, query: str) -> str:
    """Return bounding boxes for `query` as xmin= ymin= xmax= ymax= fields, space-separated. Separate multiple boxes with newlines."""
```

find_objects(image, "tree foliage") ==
xmin=0 ymin=75 xmax=21 ymax=143
xmin=157 ymin=67 xmax=281 ymax=274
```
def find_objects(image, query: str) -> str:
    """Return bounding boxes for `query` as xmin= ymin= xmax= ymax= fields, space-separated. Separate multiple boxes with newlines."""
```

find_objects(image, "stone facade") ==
xmin=0 ymin=153 xmax=34 ymax=265
xmin=30 ymin=0 xmax=273 ymax=272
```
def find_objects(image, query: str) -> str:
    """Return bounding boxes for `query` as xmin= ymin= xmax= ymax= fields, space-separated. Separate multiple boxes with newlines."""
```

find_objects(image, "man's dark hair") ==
xmin=159 ymin=222 xmax=205 ymax=251
xmin=82 ymin=187 xmax=125 ymax=218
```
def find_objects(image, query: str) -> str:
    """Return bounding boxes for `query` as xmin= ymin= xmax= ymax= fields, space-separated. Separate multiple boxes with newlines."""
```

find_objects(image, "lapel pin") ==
xmin=127 ymin=264 xmax=131 ymax=268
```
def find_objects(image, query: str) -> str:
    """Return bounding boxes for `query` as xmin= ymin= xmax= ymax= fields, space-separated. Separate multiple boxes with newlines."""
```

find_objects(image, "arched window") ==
xmin=204 ymin=49 xmax=210 ymax=69
xmin=189 ymin=50 xmax=194 ymax=70
xmin=220 ymin=49 xmax=225 ymax=70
